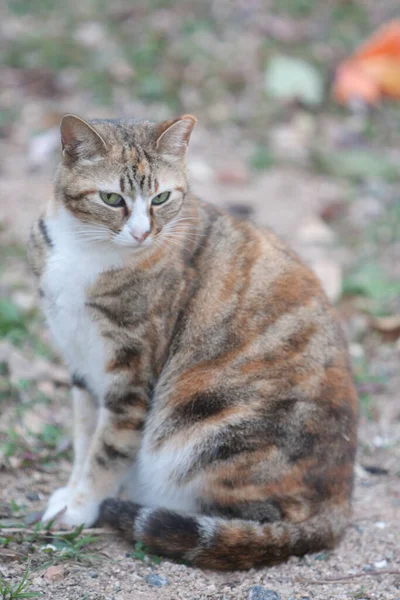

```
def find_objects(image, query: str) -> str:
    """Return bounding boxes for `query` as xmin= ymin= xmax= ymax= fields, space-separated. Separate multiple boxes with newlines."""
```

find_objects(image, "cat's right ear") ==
xmin=60 ymin=114 xmax=107 ymax=163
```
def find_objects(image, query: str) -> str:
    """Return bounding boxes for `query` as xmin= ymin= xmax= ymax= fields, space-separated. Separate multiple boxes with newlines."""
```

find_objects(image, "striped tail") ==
xmin=99 ymin=499 xmax=348 ymax=569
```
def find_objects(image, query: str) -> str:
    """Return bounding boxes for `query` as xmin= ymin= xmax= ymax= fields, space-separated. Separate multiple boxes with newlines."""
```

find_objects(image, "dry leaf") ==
xmin=333 ymin=20 xmax=400 ymax=104
xmin=44 ymin=565 xmax=66 ymax=582
xmin=370 ymin=315 xmax=400 ymax=341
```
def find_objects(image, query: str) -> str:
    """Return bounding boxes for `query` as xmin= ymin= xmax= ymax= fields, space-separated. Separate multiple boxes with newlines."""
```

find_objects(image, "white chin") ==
xmin=115 ymin=239 xmax=151 ymax=250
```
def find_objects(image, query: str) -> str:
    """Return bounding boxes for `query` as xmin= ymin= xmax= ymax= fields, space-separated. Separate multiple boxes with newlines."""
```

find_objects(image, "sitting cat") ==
xmin=28 ymin=113 xmax=357 ymax=569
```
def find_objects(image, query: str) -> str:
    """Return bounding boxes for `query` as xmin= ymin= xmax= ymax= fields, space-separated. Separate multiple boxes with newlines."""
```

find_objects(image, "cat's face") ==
xmin=55 ymin=114 xmax=196 ymax=251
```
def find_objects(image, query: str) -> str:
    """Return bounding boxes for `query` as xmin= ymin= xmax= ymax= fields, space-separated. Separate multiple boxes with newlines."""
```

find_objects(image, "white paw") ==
xmin=42 ymin=486 xmax=100 ymax=527
xmin=55 ymin=499 xmax=100 ymax=528
xmin=42 ymin=486 xmax=72 ymax=523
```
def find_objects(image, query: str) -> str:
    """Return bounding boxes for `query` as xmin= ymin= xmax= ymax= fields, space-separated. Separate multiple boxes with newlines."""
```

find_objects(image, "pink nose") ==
xmin=130 ymin=230 xmax=150 ymax=244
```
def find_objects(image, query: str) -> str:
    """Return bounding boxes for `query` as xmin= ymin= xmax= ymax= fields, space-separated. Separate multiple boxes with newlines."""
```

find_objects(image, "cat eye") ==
xmin=151 ymin=191 xmax=171 ymax=206
xmin=99 ymin=191 xmax=125 ymax=207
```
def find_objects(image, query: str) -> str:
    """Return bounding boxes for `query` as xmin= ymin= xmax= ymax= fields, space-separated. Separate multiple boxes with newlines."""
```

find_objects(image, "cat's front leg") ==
xmin=50 ymin=397 xmax=146 ymax=527
xmin=43 ymin=384 xmax=98 ymax=522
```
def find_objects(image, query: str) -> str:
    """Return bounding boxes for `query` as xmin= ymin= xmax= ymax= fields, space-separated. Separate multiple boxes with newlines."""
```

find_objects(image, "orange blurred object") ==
xmin=333 ymin=20 xmax=400 ymax=104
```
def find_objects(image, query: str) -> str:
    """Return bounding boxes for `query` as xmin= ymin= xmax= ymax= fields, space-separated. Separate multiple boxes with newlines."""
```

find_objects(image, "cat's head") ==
xmin=55 ymin=114 xmax=197 ymax=250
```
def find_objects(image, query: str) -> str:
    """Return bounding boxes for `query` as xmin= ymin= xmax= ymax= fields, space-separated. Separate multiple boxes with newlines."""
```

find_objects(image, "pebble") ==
xmin=374 ymin=559 xmax=388 ymax=569
xmin=146 ymin=573 xmax=169 ymax=588
xmin=88 ymin=570 xmax=99 ymax=578
xmin=26 ymin=491 xmax=40 ymax=502
xmin=248 ymin=586 xmax=281 ymax=600
xmin=44 ymin=565 xmax=65 ymax=582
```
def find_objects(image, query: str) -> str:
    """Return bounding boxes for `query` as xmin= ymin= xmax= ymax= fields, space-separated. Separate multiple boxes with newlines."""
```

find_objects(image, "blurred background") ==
xmin=0 ymin=0 xmax=399 ymax=596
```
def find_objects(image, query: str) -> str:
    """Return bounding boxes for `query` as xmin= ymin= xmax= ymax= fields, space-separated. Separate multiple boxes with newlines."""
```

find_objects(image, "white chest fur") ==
xmin=41 ymin=208 xmax=124 ymax=399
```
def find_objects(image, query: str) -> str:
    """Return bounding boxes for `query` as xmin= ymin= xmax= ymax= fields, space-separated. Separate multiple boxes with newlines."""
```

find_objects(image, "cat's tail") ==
xmin=99 ymin=498 xmax=348 ymax=569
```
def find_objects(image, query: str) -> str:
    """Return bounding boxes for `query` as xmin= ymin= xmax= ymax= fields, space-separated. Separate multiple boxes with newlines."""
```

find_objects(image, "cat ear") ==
xmin=60 ymin=114 xmax=108 ymax=162
xmin=155 ymin=115 xmax=197 ymax=160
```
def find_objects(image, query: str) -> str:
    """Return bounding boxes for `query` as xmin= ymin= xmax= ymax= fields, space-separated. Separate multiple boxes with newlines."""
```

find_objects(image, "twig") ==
xmin=295 ymin=569 xmax=400 ymax=585
xmin=2 ymin=527 xmax=113 ymax=536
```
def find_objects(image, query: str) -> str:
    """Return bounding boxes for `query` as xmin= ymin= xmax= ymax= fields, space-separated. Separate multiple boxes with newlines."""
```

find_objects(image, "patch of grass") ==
xmin=366 ymin=200 xmax=400 ymax=248
xmin=352 ymin=356 xmax=385 ymax=419
xmin=249 ymin=146 xmax=275 ymax=171
xmin=34 ymin=425 xmax=63 ymax=451
xmin=343 ymin=262 xmax=400 ymax=316
xmin=273 ymin=0 xmax=317 ymax=17
xmin=0 ymin=429 xmax=21 ymax=462
xmin=0 ymin=566 xmax=41 ymax=599
xmin=3 ymin=36 xmax=90 ymax=71
xmin=6 ymin=0 xmax=65 ymax=17
xmin=330 ymin=1 xmax=369 ymax=50
xmin=311 ymin=149 xmax=400 ymax=183
xmin=0 ymin=535 xmax=12 ymax=547
xmin=9 ymin=500 xmax=26 ymax=517
xmin=0 ymin=521 xmax=100 ymax=567
xmin=0 ymin=300 xmax=28 ymax=345
xmin=130 ymin=541 xmax=162 ymax=565
xmin=39 ymin=524 xmax=99 ymax=565
xmin=0 ymin=419 xmax=71 ymax=470
xmin=0 ymin=296 xmax=53 ymax=358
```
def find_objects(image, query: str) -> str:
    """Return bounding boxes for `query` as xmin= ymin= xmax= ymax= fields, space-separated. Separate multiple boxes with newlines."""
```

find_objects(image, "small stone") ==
xmin=188 ymin=158 xmax=214 ymax=182
xmin=374 ymin=559 xmax=388 ymax=569
xmin=26 ymin=491 xmax=40 ymax=502
xmin=312 ymin=258 xmax=342 ymax=303
xmin=12 ymin=291 xmax=36 ymax=312
xmin=226 ymin=203 xmax=253 ymax=219
xmin=88 ymin=570 xmax=99 ymax=578
xmin=114 ymin=582 xmax=121 ymax=592
xmin=146 ymin=573 xmax=168 ymax=588
xmin=44 ymin=565 xmax=65 ymax=582
xmin=248 ymin=586 xmax=281 ymax=600
xmin=216 ymin=165 xmax=249 ymax=186
xmin=375 ymin=521 xmax=387 ymax=529
xmin=297 ymin=217 xmax=335 ymax=245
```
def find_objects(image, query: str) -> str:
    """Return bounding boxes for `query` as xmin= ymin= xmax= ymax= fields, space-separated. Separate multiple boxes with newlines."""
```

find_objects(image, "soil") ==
xmin=0 ymin=1 xmax=399 ymax=598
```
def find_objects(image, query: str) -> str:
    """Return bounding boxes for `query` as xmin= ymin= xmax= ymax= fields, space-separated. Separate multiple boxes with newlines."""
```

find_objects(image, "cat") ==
xmin=28 ymin=113 xmax=358 ymax=569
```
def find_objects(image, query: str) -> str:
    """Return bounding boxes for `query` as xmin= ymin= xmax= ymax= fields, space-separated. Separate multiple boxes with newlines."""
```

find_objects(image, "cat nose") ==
xmin=130 ymin=229 xmax=150 ymax=244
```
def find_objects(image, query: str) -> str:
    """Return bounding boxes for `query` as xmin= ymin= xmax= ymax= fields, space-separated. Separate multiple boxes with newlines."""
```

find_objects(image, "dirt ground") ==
xmin=1 ymin=1 xmax=399 ymax=599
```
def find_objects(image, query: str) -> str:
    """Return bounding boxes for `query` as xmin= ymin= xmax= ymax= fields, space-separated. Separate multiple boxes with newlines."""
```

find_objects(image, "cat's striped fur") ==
xmin=28 ymin=114 xmax=358 ymax=569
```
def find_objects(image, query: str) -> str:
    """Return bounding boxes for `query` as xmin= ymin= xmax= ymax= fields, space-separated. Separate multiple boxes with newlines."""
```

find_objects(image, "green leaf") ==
xmin=265 ymin=55 xmax=323 ymax=106
xmin=312 ymin=150 xmax=400 ymax=183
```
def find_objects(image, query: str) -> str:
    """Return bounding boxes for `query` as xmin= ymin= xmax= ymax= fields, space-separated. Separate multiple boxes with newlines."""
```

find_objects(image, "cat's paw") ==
xmin=54 ymin=499 xmax=100 ymax=528
xmin=42 ymin=487 xmax=99 ymax=527
xmin=42 ymin=486 xmax=72 ymax=523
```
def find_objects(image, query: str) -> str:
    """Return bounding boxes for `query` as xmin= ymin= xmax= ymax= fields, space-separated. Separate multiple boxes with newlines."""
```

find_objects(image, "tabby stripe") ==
xmin=139 ymin=174 xmax=146 ymax=190
xmin=102 ymin=442 xmax=131 ymax=461
xmin=38 ymin=218 xmax=53 ymax=248
xmin=120 ymin=176 xmax=125 ymax=193
xmin=65 ymin=190 xmax=96 ymax=202
xmin=71 ymin=373 xmax=88 ymax=390
xmin=92 ymin=278 xmax=139 ymax=298
xmin=126 ymin=171 xmax=134 ymax=191
xmin=105 ymin=390 xmax=148 ymax=414
xmin=85 ymin=301 xmax=125 ymax=326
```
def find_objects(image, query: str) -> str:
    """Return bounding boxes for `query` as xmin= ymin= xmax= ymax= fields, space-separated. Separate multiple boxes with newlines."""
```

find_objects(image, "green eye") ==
xmin=99 ymin=191 xmax=125 ymax=207
xmin=152 ymin=191 xmax=171 ymax=206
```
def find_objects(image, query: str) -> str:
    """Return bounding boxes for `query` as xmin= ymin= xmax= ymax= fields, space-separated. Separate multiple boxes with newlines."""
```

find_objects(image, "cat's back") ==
xmin=172 ymin=199 xmax=348 ymax=368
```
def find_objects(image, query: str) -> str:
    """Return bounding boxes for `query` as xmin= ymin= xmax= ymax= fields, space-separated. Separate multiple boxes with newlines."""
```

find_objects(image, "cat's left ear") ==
xmin=155 ymin=115 xmax=197 ymax=160
xmin=60 ymin=114 xmax=108 ymax=162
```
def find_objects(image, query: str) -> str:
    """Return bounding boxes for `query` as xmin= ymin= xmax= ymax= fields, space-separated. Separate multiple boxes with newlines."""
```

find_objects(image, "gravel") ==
xmin=145 ymin=573 xmax=169 ymax=588
xmin=248 ymin=586 xmax=281 ymax=600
